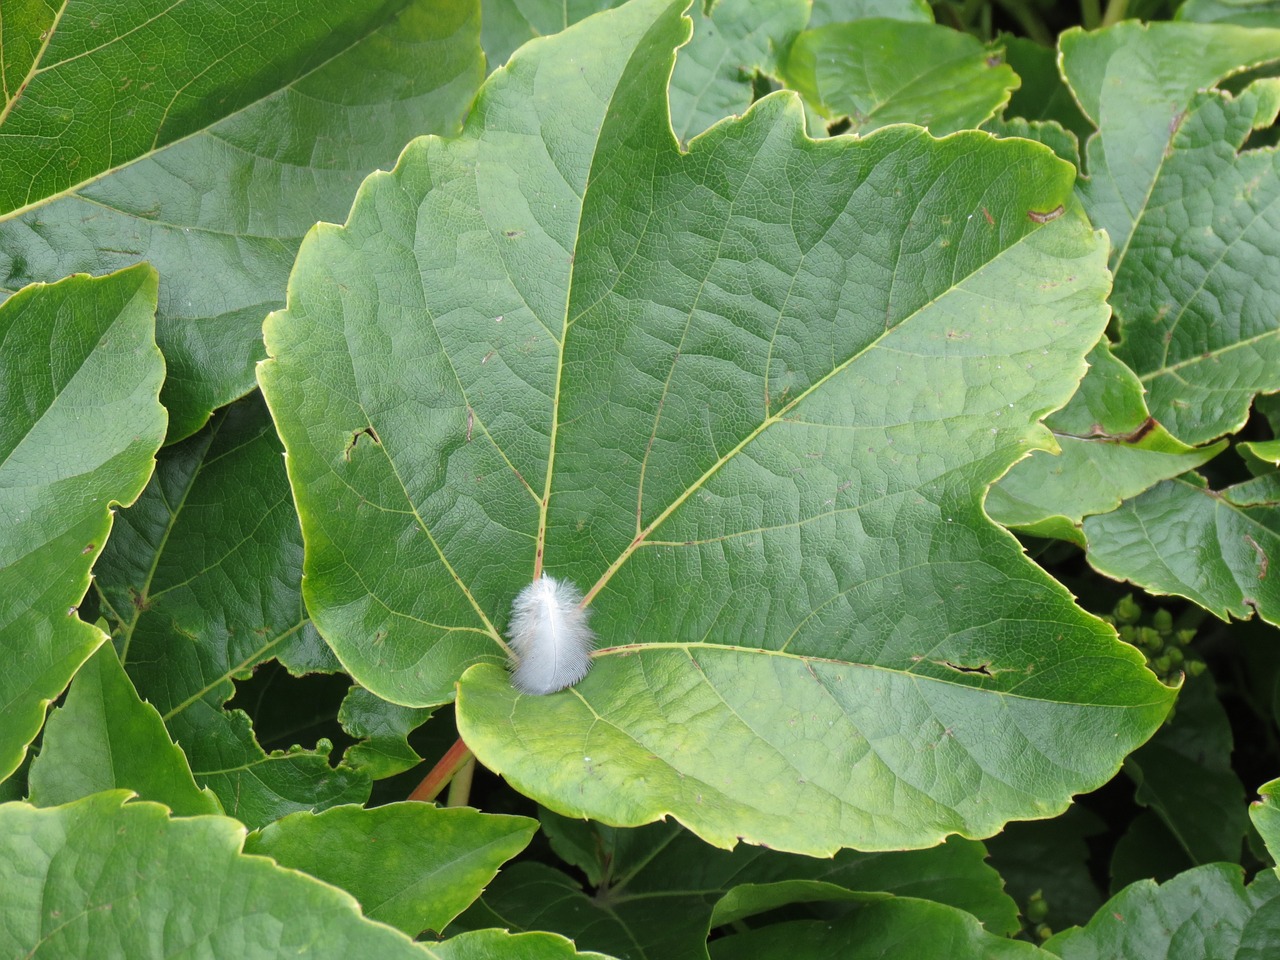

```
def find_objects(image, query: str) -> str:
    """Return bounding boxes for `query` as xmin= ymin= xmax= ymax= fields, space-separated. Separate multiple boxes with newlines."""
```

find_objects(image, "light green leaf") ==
xmin=339 ymin=685 xmax=435 ymax=779
xmin=244 ymin=803 xmax=536 ymax=937
xmin=0 ymin=0 xmax=483 ymax=441
xmin=94 ymin=392 xmax=369 ymax=827
xmin=261 ymin=0 xmax=1172 ymax=854
xmin=1178 ymin=0 xmax=1280 ymax=25
xmin=27 ymin=642 xmax=219 ymax=816
xmin=1083 ymin=474 xmax=1280 ymax=625
xmin=982 ymin=115 xmax=1080 ymax=168
xmin=807 ymin=0 xmax=933 ymax=26
xmin=708 ymin=903 xmax=1040 ymax=960
xmin=455 ymin=816 xmax=1017 ymax=957
xmin=668 ymin=0 xmax=808 ymax=144
xmin=1252 ymin=776 xmax=1280 ymax=872
xmin=989 ymin=341 xmax=1226 ymax=544
xmin=1044 ymin=863 xmax=1280 ymax=959
xmin=781 ymin=20 xmax=1019 ymax=134
xmin=1124 ymin=672 xmax=1247 ymax=867
xmin=1241 ymin=438 xmax=1280 ymax=474
xmin=1063 ymin=22 xmax=1280 ymax=445
xmin=431 ymin=929 xmax=618 ymax=960
xmin=0 ymin=792 xmax=443 ymax=959
xmin=0 ymin=265 xmax=166 ymax=782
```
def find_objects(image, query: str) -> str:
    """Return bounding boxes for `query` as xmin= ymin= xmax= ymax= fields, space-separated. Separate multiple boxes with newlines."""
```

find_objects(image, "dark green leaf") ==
xmin=1124 ymin=672 xmax=1247 ymax=866
xmin=0 ymin=792 xmax=438 ymax=958
xmin=781 ymin=20 xmax=1019 ymax=135
xmin=261 ymin=0 xmax=1172 ymax=853
xmin=94 ymin=392 xmax=368 ymax=827
xmin=0 ymin=265 xmax=166 ymax=781
xmin=1178 ymin=0 xmax=1280 ymax=25
xmin=999 ymin=36 xmax=1092 ymax=146
xmin=27 ymin=643 xmax=219 ymax=816
xmin=707 ymin=903 xmax=1040 ymax=959
xmin=1044 ymin=863 xmax=1280 ymax=959
xmin=0 ymin=0 xmax=483 ymax=440
xmin=244 ymin=802 xmax=536 ymax=937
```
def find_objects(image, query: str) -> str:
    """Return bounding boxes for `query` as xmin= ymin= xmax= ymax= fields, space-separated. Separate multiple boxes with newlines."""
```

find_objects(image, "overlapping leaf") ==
xmin=781 ymin=19 xmax=1019 ymax=135
xmin=94 ymin=393 xmax=369 ymax=826
xmin=0 ymin=0 xmax=483 ymax=440
xmin=0 ymin=265 xmax=166 ymax=782
xmin=1044 ymin=863 xmax=1280 ymax=959
xmin=1084 ymin=473 xmax=1280 ymax=625
xmin=1253 ymin=776 xmax=1280 ymax=872
xmin=1064 ymin=21 xmax=1280 ymax=446
xmin=261 ymin=0 xmax=1172 ymax=853
xmin=0 ymin=792 xmax=443 ymax=958
xmin=989 ymin=342 xmax=1225 ymax=543
xmin=451 ymin=815 xmax=1017 ymax=958
xmin=27 ymin=642 xmax=220 ymax=816
xmin=245 ymin=803 xmax=536 ymax=937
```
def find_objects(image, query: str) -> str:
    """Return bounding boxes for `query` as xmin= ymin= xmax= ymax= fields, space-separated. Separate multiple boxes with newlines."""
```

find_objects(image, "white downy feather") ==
xmin=506 ymin=574 xmax=595 ymax=694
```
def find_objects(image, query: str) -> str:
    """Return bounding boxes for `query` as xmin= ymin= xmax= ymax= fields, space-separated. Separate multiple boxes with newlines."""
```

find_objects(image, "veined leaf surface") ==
xmin=260 ymin=0 xmax=1173 ymax=853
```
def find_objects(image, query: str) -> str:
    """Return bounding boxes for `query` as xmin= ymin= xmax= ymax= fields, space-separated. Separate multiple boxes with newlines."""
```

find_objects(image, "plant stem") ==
xmin=446 ymin=756 xmax=477 ymax=807
xmin=995 ymin=0 xmax=1052 ymax=45
xmin=1081 ymin=0 xmax=1102 ymax=29
xmin=408 ymin=737 xmax=473 ymax=803
xmin=1101 ymin=0 xmax=1129 ymax=27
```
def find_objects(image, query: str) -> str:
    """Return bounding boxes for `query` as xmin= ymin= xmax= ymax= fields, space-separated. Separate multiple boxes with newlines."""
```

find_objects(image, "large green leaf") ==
xmin=781 ymin=20 xmax=1019 ymax=135
xmin=989 ymin=341 xmax=1225 ymax=544
xmin=1062 ymin=22 xmax=1280 ymax=445
xmin=1044 ymin=863 xmax=1280 ymax=959
xmin=1178 ymin=0 xmax=1280 ymax=25
xmin=27 ymin=642 xmax=220 ymax=817
xmin=94 ymin=392 xmax=369 ymax=827
xmin=707 ymin=902 xmax=1039 ymax=960
xmin=452 ymin=816 xmax=1017 ymax=958
xmin=0 ymin=792 xmax=442 ymax=958
xmin=1083 ymin=473 xmax=1280 ymax=625
xmin=0 ymin=0 xmax=483 ymax=441
xmin=807 ymin=0 xmax=933 ymax=26
xmin=244 ymin=803 xmax=536 ymax=937
xmin=0 ymin=265 xmax=166 ymax=782
xmin=261 ymin=0 xmax=1172 ymax=854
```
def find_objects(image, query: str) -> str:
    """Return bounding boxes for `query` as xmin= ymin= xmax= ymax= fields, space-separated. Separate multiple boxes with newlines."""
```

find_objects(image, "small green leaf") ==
xmin=1044 ymin=863 xmax=1280 ymax=959
xmin=0 ymin=265 xmax=166 ymax=782
xmin=1252 ymin=776 xmax=1280 ymax=872
xmin=0 ymin=0 xmax=484 ymax=440
xmin=989 ymin=342 xmax=1226 ymax=543
xmin=339 ymin=686 xmax=435 ymax=779
xmin=0 ymin=792 xmax=443 ymax=958
xmin=1062 ymin=22 xmax=1280 ymax=444
xmin=1083 ymin=475 xmax=1280 ymax=625
xmin=27 ymin=643 xmax=220 ymax=817
xmin=781 ymin=20 xmax=1019 ymax=135
xmin=94 ymin=392 xmax=368 ymax=827
xmin=707 ymin=902 xmax=1040 ymax=959
xmin=245 ymin=803 xmax=536 ymax=937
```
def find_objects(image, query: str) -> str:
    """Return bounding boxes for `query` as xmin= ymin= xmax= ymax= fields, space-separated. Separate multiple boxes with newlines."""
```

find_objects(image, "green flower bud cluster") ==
xmin=1101 ymin=593 xmax=1202 ymax=687
xmin=1025 ymin=889 xmax=1052 ymax=941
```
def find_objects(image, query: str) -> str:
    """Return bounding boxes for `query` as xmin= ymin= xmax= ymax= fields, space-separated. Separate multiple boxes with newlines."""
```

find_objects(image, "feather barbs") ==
xmin=506 ymin=574 xmax=595 ymax=694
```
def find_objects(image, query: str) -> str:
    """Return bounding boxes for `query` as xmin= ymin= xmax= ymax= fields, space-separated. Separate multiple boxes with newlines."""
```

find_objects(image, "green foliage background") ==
xmin=3 ymin=0 xmax=1280 ymax=957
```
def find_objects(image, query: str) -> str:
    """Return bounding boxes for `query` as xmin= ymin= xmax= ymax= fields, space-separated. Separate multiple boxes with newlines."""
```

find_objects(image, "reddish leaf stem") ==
xmin=408 ymin=737 xmax=473 ymax=803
